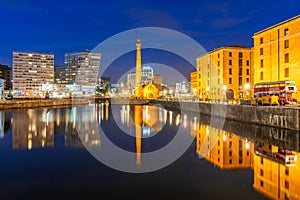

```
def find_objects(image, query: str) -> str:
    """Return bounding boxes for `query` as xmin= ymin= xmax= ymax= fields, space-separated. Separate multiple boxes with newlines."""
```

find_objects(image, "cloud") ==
xmin=210 ymin=17 xmax=251 ymax=30
xmin=127 ymin=9 xmax=182 ymax=29
xmin=0 ymin=0 xmax=49 ymax=15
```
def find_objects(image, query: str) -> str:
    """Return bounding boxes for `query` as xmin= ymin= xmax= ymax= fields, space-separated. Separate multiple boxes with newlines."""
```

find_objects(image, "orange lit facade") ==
xmin=195 ymin=46 xmax=253 ymax=101
xmin=142 ymin=82 xmax=159 ymax=99
xmin=193 ymin=123 xmax=252 ymax=169
xmin=253 ymin=145 xmax=300 ymax=200
xmin=253 ymin=15 xmax=300 ymax=100
xmin=190 ymin=71 xmax=200 ymax=98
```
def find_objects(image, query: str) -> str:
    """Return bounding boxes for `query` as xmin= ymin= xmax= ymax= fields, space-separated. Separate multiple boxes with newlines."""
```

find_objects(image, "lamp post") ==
xmin=244 ymin=83 xmax=250 ymax=100
xmin=222 ymin=85 xmax=227 ymax=103
xmin=206 ymin=87 xmax=210 ymax=102
xmin=193 ymin=88 xmax=197 ymax=102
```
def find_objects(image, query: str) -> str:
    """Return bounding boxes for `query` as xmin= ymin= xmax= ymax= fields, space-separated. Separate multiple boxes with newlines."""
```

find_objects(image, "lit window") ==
xmin=284 ymin=28 xmax=289 ymax=36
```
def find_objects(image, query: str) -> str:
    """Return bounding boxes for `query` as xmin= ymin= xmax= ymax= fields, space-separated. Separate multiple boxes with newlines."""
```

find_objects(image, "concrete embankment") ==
xmin=150 ymin=100 xmax=300 ymax=130
xmin=0 ymin=98 xmax=89 ymax=110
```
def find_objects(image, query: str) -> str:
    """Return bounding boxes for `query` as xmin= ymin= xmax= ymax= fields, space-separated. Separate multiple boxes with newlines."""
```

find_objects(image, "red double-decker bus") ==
xmin=254 ymin=80 xmax=297 ymax=105
xmin=254 ymin=145 xmax=297 ymax=167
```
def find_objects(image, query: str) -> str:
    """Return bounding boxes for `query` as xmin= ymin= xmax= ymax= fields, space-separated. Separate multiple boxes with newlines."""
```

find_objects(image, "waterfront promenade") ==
xmin=0 ymin=98 xmax=89 ymax=110
xmin=1 ymin=97 xmax=300 ymax=131
xmin=150 ymin=99 xmax=300 ymax=131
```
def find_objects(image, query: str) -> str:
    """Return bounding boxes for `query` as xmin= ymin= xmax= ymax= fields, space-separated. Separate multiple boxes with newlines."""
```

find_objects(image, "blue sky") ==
xmin=0 ymin=0 xmax=300 ymax=68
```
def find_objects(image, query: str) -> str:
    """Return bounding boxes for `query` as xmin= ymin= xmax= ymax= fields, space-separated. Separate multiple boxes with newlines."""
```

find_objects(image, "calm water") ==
xmin=0 ymin=103 xmax=299 ymax=200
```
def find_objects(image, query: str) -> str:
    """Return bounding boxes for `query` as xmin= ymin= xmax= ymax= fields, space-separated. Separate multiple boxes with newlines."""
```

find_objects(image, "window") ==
xmin=260 ymin=48 xmax=263 ymax=55
xmin=239 ymin=68 xmax=242 ymax=75
xmin=260 ymin=169 xmax=264 ymax=176
xmin=218 ymin=150 xmax=220 ymax=154
xmin=239 ymin=59 xmax=243 ymax=67
xmin=284 ymin=40 xmax=289 ymax=49
xmin=229 ymin=78 xmax=232 ymax=84
xmin=260 ymin=181 xmax=264 ymax=187
xmin=229 ymin=52 xmax=232 ymax=57
xmin=229 ymin=60 xmax=232 ymax=65
xmin=260 ymin=37 xmax=263 ymax=44
xmin=208 ymin=72 xmax=210 ymax=77
xmin=229 ymin=141 xmax=232 ymax=148
xmin=246 ymin=78 xmax=249 ymax=83
xmin=261 ymin=157 xmax=264 ymax=164
xmin=246 ymin=69 xmax=250 ymax=75
xmin=285 ymin=181 xmax=289 ymax=189
xmin=260 ymin=72 xmax=264 ymax=80
xmin=284 ymin=28 xmax=289 ymax=36
xmin=285 ymin=53 xmax=289 ymax=63
xmin=229 ymin=151 xmax=232 ymax=156
xmin=285 ymin=68 xmax=289 ymax=77
xmin=239 ymin=77 xmax=242 ymax=85
xmin=218 ymin=61 xmax=220 ymax=66
xmin=260 ymin=59 xmax=263 ymax=68
xmin=285 ymin=168 xmax=289 ymax=176
xmin=229 ymin=68 xmax=232 ymax=75
xmin=238 ymin=52 xmax=243 ymax=58
xmin=229 ymin=159 xmax=232 ymax=164
xmin=218 ymin=53 xmax=220 ymax=58
xmin=246 ymin=60 xmax=250 ymax=66
xmin=218 ymin=69 xmax=220 ymax=76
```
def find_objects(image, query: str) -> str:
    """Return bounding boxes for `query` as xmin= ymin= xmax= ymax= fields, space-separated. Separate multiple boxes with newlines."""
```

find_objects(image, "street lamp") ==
xmin=206 ymin=87 xmax=210 ymax=102
xmin=193 ymin=88 xmax=197 ymax=101
xmin=222 ymin=85 xmax=227 ymax=103
xmin=244 ymin=83 xmax=250 ymax=100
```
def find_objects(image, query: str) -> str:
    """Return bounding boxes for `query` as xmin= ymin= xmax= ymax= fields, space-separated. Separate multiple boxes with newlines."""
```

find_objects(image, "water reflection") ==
xmin=188 ymin=111 xmax=300 ymax=200
xmin=12 ymin=109 xmax=54 ymax=149
xmin=0 ymin=104 xmax=300 ymax=199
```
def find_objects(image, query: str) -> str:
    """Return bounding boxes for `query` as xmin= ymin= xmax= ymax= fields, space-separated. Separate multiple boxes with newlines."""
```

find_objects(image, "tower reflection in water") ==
xmin=5 ymin=104 xmax=300 ymax=199
xmin=191 ymin=114 xmax=300 ymax=200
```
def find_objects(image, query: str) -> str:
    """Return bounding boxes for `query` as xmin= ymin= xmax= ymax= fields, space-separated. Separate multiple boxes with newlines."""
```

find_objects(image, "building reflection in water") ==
xmin=0 ymin=111 xmax=12 ymax=139
xmin=253 ymin=142 xmax=300 ymax=200
xmin=190 ymin=113 xmax=300 ymax=199
xmin=4 ymin=103 xmax=300 ymax=199
xmin=192 ymin=122 xmax=252 ymax=169
xmin=64 ymin=103 xmax=109 ymax=148
xmin=12 ymin=109 xmax=54 ymax=149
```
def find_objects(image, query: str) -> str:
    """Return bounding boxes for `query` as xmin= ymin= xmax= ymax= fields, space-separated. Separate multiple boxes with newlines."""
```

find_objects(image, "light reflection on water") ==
xmin=0 ymin=103 xmax=299 ymax=199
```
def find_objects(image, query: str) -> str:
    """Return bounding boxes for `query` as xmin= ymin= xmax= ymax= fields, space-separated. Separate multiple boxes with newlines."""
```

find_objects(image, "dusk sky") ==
xmin=1 ymin=0 xmax=300 ymax=70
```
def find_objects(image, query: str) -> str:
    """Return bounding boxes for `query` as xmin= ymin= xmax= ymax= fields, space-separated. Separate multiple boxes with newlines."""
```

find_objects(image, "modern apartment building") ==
xmin=253 ymin=15 xmax=300 ymax=100
xmin=195 ymin=46 xmax=253 ymax=101
xmin=0 ymin=64 xmax=12 ymax=90
xmin=12 ymin=52 xmax=54 ymax=94
xmin=127 ymin=65 xmax=154 ymax=95
xmin=64 ymin=51 xmax=101 ymax=94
